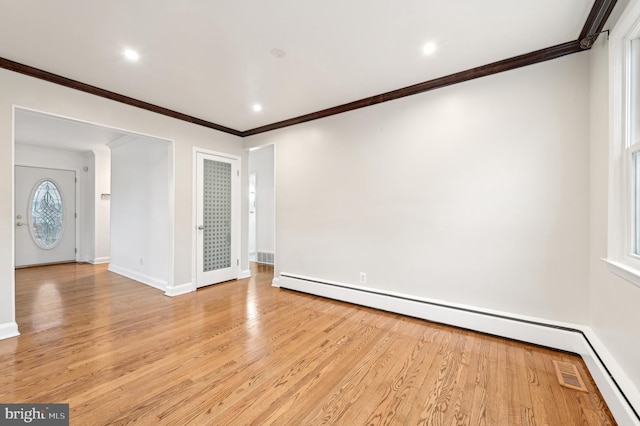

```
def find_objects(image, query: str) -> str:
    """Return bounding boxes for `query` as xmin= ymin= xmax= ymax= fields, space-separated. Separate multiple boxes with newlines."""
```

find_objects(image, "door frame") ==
xmin=192 ymin=147 xmax=242 ymax=287
xmin=248 ymin=172 xmax=257 ymax=261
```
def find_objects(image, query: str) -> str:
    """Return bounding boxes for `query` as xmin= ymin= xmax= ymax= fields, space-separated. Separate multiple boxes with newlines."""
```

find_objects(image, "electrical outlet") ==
xmin=359 ymin=272 xmax=367 ymax=284
xmin=140 ymin=258 xmax=144 ymax=266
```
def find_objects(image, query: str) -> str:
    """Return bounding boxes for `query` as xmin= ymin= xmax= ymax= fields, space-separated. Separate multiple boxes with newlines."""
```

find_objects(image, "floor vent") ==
xmin=553 ymin=360 xmax=588 ymax=392
xmin=256 ymin=252 xmax=274 ymax=265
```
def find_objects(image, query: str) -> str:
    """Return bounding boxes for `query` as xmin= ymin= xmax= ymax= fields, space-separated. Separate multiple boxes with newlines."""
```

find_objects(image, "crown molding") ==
xmin=0 ymin=0 xmax=618 ymax=138
xmin=579 ymin=0 xmax=617 ymax=48
xmin=242 ymin=40 xmax=583 ymax=136
xmin=580 ymin=0 xmax=618 ymax=41
xmin=0 ymin=57 xmax=242 ymax=137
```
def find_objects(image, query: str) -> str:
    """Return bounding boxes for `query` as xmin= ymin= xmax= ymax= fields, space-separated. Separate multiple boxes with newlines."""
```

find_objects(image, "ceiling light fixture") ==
xmin=422 ymin=42 xmax=437 ymax=55
xmin=123 ymin=48 xmax=140 ymax=62
xmin=252 ymin=104 xmax=263 ymax=112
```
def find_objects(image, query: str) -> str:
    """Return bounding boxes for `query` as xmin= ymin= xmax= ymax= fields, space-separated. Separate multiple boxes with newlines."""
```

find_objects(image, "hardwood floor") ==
xmin=1 ymin=262 xmax=616 ymax=425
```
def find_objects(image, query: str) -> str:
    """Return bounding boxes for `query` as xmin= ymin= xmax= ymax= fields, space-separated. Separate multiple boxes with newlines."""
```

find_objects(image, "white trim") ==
xmin=271 ymin=277 xmax=281 ymax=288
xmin=582 ymin=328 xmax=640 ymax=425
xmin=164 ymin=281 xmax=195 ymax=297
xmin=167 ymin=138 xmax=176 ymax=299
xmin=0 ymin=322 xmax=19 ymax=341
xmin=277 ymin=273 xmax=640 ymax=426
xmin=10 ymin=106 xmax=16 ymax=328
xmin=108 ymin=264 xmax=167 ymax=292
xmin=603 ymin=257 xmax=640 ymax=287
xmin=193 ymin=147 xmax=242 ymax=162
xmin=608 ymin=0 xmax=640 ymax=289
xmin=273 ymin=143 xmax=277 ymax=277
xmin=90 ymin=256 xmax=110 ymax=265
xmin=238 ymin=269 xmax=251 ymax=279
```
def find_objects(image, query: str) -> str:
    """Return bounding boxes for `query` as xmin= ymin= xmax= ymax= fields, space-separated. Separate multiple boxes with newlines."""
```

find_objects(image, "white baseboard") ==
xmin=278 ymin=273 xmax=640 ymax=426
xmin=91 ymin=257 xmax=110 ymax=265
xmin=581 ymin=328 xmax=640 ymax=425
xmin=164 ymin=281 xmax=196 ymax=297
xmin=108 ymin=264 xmax=167 ymax=292
xmin=0 ymin=322 xmax=20 ymax=340
xmin=238 ymin=269 xmax=251 ymax=279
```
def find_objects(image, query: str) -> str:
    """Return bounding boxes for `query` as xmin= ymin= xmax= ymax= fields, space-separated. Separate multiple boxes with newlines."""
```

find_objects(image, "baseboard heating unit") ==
xmin=275 ymin=273 xmax=640 ymax=426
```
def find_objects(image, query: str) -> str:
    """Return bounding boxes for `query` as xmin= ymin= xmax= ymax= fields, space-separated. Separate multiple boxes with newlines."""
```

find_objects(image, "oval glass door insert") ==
xmin=30 ymin=180 xmax=65 ymax=249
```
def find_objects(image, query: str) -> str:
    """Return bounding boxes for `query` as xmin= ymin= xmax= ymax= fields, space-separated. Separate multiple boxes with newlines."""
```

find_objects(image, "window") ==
xmin=30 ymin=180 xmax=65 ymax=249
xmin=630 ymin=39 xmax=640 ymax=256
xmin=607 ymin=1 xmax=640 ymax=288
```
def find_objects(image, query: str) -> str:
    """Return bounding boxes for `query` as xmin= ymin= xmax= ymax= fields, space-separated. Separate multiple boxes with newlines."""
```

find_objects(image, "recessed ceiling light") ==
xmin=123 ymin=48 xmax=140 ymax=62
xmin=422 ymin=42 xmax=437 ymax=55
xmin=252 ymin=104 xmax=263 ymax=112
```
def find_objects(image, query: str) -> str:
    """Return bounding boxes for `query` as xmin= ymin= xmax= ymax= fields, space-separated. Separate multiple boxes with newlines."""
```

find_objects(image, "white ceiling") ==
xmin=1 ymin=0 xmax=593 ymax=132
xmin=14 ymin=108 xmax=131 ymax=152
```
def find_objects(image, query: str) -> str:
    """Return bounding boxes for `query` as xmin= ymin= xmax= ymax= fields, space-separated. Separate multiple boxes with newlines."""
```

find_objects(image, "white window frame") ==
xmin=606 ymin=0 xmax=640 ymax=288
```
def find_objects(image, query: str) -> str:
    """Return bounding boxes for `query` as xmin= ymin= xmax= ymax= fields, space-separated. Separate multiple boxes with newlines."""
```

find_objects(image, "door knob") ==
xmin=197 ymin=225 xmax=204 ymax=230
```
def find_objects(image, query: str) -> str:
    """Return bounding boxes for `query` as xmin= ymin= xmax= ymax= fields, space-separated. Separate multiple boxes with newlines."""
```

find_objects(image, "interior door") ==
xmin=15 ymin=166 xmax=76 ymax=267
xmin=196 ymin=152 xmax=240 ymax=287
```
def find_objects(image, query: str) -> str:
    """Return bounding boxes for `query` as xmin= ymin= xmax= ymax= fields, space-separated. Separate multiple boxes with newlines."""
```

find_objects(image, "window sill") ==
xmin=602 ymin=258 xmax=640 ymax=289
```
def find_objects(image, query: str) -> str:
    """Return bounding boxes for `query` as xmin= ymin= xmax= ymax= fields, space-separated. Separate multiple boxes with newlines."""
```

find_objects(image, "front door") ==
xmin=195 ymin=152 xmax=240 ymax=287
xmin=15 ymin=166 xmax=76 ymax=267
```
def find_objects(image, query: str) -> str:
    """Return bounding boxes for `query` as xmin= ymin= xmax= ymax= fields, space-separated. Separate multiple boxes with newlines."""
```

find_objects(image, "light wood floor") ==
xmin=1 ymin=263 xmax=615 ymax=425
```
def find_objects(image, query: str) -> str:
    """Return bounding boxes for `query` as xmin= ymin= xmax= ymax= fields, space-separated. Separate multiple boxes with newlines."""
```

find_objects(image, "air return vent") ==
xmin=553 ymin=360 xmax=588 ymax=392
xmin=256 ymin=252 xmax=274 ymax=265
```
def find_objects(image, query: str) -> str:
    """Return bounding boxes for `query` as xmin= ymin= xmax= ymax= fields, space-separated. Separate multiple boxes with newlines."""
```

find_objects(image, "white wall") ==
xmin=109 ymin=136 xmax=171 ymax=289
xmin=245 ymin=52 xmax=591 ymax=324
xmin=589 ymin=34 xmax=640 ymax=397
xmin=248 ymin=145 xmax=275 ymax=257
xmin=92 ymin=147 xmax=111 ymax=263
xmin=0 ymin=68 xmax=243 ymax=334
xmin=82 ymin=150 xmax=96 ymax=263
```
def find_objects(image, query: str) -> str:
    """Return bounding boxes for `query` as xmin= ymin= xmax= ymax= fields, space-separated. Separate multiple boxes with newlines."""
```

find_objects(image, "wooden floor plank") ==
xmin=0 ymin=262 xmax=617 ymax=425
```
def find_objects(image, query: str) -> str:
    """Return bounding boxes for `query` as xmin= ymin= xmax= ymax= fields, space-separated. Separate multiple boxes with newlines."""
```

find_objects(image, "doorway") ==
xmin=249 ymin=173 xmax=257 ymax=261
xmin=247 ymin=145 xmax=275 ymax=265
xmin=13 ymin=107 xmax=174 ymax=291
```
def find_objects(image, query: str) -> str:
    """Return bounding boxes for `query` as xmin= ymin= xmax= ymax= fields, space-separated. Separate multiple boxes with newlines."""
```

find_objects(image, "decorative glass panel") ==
xmin=30 ymin=180 xmax=64 ymax=249
xmin=203 ymin=159 xmax=231 ymax=271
